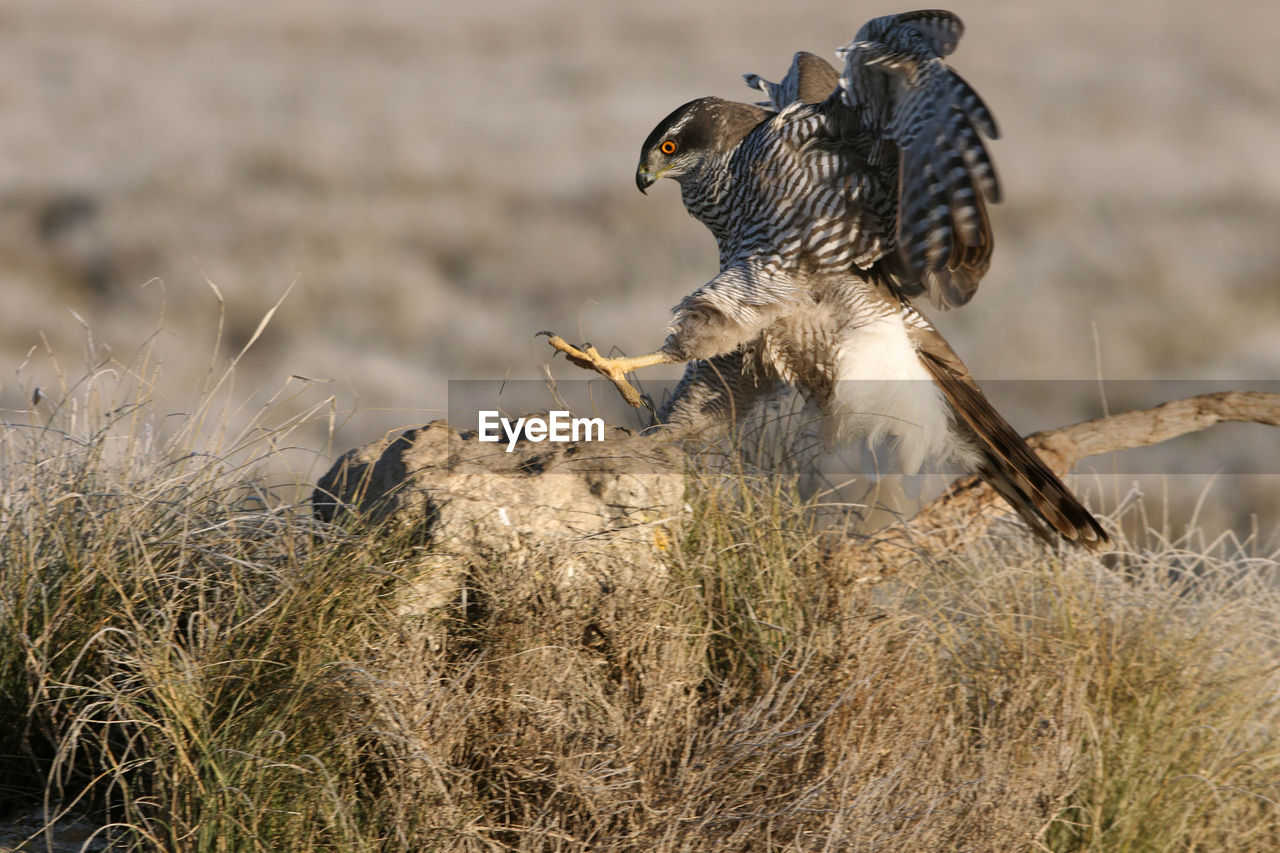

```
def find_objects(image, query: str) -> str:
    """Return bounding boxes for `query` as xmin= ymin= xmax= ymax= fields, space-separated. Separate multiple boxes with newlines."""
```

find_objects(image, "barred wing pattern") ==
xmin=744 ymin=9 xmax=1001 ymax=308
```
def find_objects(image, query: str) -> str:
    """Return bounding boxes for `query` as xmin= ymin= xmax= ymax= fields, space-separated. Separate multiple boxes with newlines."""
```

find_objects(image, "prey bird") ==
xmin=540 ymin=10 xmax=1107 ymax=547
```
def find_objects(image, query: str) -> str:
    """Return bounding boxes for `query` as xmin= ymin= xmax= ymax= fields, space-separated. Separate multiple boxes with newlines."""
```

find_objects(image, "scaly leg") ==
xmin=537 ymin=331 xmax=677 ymax=407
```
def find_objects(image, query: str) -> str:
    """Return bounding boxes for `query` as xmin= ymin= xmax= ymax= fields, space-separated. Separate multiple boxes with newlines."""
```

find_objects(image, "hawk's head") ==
xmin=636 ymin=97 xmax=768 ymax=194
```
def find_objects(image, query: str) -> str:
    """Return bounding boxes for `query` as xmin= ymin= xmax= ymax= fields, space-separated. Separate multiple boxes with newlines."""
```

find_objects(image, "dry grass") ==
xmin=2 ymin=337 xmax=1280 ymax=851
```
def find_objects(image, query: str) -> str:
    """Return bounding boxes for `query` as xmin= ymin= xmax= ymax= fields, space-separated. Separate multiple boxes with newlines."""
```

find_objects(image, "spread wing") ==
xmin=743 ymin=51 xmax=840 ymax=108
xmin=743 ymin=10 xmax=1001 ymax=309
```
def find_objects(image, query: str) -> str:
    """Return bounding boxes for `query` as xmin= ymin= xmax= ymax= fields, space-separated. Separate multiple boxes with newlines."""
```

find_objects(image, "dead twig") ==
xmin=845 ymin=391 xmax=1280 ymax=572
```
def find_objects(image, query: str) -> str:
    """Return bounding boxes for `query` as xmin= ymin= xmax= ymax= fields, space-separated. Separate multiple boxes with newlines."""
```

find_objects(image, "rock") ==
xmin=313 ymin=419 xmax=686 ymax=616
xmin=0 ymin=810 xmax=111 ymax=852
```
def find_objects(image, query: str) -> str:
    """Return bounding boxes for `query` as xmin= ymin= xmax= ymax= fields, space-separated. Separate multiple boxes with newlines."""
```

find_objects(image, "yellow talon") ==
xmin=537 ymin=331 xmax=674 ymax=408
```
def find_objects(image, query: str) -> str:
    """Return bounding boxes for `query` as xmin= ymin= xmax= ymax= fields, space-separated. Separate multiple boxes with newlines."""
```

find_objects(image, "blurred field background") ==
xmin=1 ymin=0 xmax=1278 ymax=534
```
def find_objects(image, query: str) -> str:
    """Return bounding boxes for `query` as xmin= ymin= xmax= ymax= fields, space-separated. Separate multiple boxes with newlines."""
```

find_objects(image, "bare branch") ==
xmin=843 ymin=392 xmax=1280 ymax=572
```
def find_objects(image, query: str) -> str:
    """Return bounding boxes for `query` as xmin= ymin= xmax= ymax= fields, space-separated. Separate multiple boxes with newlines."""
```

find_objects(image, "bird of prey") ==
xmin=541 ymin=10 xmax=1107 ymax=547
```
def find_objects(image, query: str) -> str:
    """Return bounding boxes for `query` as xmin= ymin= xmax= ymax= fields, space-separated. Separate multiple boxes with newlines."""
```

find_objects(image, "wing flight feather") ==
xmin=742 ymin=10 xmax=1002 ymax=309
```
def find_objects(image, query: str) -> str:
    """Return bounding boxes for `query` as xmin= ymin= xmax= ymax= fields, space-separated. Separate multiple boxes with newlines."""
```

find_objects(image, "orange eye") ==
xmin=660 ymin=140 xmax=678 ymax=155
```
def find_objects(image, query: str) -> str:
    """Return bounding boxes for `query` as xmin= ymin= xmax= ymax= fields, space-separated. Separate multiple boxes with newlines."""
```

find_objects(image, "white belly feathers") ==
xmin=826 ymin=311 xmax=971 ymax=475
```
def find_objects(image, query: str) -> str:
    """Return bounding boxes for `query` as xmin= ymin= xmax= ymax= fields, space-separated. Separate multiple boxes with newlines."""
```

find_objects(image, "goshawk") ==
xmin=541 ymin=10 xmax=1107 ymax=547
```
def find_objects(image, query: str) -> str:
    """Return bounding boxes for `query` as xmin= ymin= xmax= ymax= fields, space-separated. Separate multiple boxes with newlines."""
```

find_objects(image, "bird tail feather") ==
xmin=916 ymin=345 xmax=1108 ymax=549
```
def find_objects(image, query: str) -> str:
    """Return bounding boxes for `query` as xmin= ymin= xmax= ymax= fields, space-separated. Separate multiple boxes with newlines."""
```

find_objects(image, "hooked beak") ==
xmin=636 ymin=165 xmax=656 ymax=195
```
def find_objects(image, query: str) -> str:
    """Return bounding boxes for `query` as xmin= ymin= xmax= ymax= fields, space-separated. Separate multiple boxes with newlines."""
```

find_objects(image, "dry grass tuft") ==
xmin=2 ymin=338 xmax=1279 ymax=851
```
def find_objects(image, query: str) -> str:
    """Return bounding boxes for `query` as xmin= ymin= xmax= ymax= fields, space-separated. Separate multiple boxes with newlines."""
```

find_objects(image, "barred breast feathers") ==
xmin=663 ymin=261 xmax=810 ymax=362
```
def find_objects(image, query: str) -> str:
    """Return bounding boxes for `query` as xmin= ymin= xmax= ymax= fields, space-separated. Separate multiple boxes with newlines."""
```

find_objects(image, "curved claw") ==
xmin=538 ymin=331 xmax=646 ymax=408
